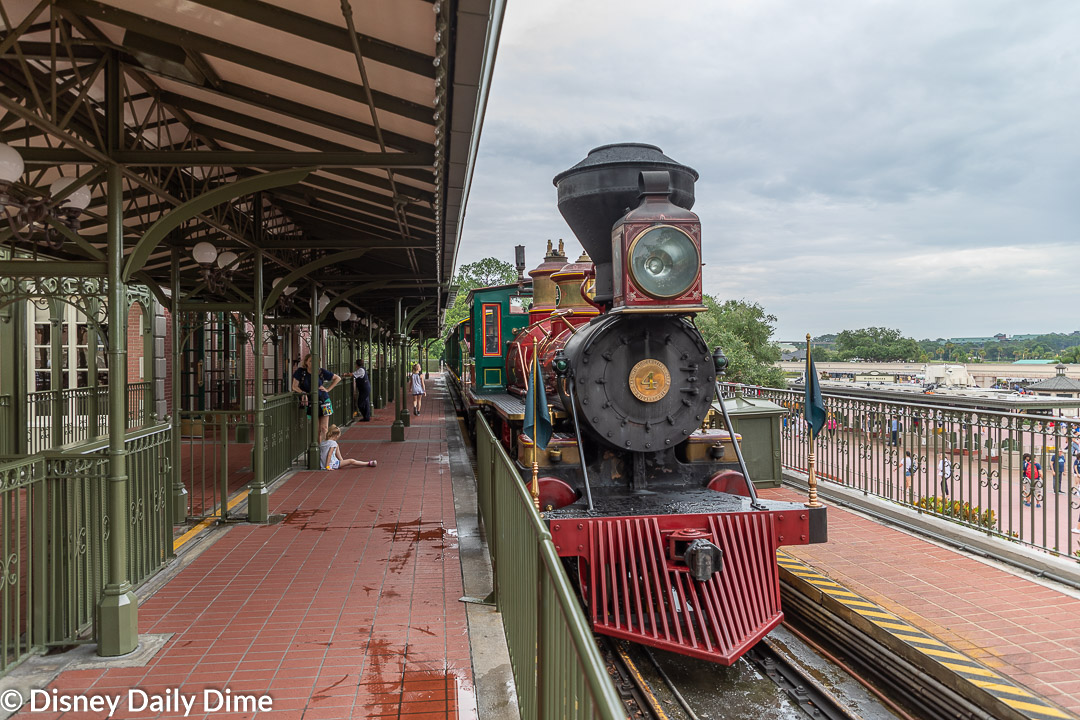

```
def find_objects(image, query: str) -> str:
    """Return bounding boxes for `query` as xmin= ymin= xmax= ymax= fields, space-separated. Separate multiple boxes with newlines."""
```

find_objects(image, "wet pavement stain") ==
xmin=281 ymin=507 xmax=330 ymax=531
xmin=321 ymin=637 xmax=476 ymax=718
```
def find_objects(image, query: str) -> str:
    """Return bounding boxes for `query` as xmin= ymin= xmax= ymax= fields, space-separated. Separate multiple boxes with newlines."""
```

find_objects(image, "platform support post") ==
xmin=400 ymin=336 xmax=411 ymax=428
xmin=97 ymin=159 xmax=138 ymax=657
xmin=169 ymin=249 xmax=187 ymax=524
xmin=249 ymin=243 xmax=269 ymax=522
xmin=308 ymin=289 xmax=322 ymax=469
xmin=391 ymin=300 xmax=405 ymax=442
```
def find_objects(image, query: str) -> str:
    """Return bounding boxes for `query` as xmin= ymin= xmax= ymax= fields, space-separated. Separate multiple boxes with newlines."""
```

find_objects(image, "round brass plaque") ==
xmin=629 ymin=359 xmax=671 ymax=403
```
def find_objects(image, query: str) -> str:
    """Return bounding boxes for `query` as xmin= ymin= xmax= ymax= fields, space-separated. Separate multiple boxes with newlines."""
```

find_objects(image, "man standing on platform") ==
xmin=353 ymin=359 xmax=371 ymax=422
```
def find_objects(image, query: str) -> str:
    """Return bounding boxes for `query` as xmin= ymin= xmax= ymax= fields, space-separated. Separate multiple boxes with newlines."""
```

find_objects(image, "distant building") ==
xmin=1025 ymin=364 xmax=1080 ymax=399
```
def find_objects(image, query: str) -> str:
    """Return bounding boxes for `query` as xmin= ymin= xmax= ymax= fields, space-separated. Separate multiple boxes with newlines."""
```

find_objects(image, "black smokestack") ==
xmin=553 ymin=143 xmax=698 ymax=305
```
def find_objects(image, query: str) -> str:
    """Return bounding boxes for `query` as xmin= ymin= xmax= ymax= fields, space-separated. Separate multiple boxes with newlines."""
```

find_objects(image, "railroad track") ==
xmin=599 ymin=629 xmax=880 ymax=720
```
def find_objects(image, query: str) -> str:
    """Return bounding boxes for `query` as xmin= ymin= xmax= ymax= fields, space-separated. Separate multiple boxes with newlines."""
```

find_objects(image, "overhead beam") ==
xmin=138 ymin=72 xmax=428 ymax=155
xmin=181 ymin=0 xmax=435 ymax=79
xmin=117 ymin=149 xmax=432 ymax=168
xmin=58 ymin=0 xmax=434 ymax=126
xmin=16 ymin=145 xmax=431 ymax=168
xmin=158 ymin=92 xmax=434 ymax=183
xmin=123 ymin=166 xmax=313 ymax=281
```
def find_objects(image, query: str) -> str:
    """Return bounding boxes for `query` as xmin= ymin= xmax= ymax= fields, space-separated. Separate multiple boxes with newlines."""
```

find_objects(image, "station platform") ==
xmin=760 ymin=486 xmax=1080 ymax=719
xmin=8 ymin=381 xmax=479 ymax=720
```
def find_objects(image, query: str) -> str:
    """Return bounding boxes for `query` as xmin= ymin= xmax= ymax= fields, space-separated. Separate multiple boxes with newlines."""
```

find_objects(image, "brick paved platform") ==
xmin=761 ymin=486 xmax=1080 ymax=715
xmin=17 ymin=380 xmax=476 ymax=720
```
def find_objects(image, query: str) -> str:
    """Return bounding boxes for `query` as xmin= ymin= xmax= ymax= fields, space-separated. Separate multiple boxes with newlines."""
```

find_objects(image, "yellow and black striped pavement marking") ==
xmin=776 ymin=550 xmax=1077 ymax=720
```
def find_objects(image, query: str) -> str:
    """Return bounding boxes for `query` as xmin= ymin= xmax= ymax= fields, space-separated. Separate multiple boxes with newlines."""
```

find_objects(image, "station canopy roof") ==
xmin=0 ymin=0 xmax=504 ymax=336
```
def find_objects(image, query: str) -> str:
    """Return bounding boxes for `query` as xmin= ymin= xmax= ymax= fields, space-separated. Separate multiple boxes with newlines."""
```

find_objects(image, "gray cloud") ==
xmin=458 ymin=0 xmax=1080 ymax=340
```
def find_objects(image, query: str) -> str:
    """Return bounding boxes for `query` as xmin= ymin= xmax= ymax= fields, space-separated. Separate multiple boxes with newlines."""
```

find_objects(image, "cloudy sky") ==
xmin=456 ymin=0 xmax=1079 ymax=341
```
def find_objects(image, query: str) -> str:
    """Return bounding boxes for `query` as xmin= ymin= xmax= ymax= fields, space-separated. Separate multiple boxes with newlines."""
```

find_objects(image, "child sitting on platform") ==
xmin=320 ymin=424 xmax=377 ymax=470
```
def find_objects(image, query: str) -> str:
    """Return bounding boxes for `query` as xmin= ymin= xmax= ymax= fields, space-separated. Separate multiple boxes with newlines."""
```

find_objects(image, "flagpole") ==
xmin=806 ymin=333 xmax=822 ymax=508
xmin=531 ymin=336 xmax=541 ymax=512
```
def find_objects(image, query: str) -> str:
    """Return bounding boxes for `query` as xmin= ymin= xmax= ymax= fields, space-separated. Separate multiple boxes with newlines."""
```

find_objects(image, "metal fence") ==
xmin=25 ymin=383 xmax=153 ymax=455
xmin=0 ymin=423 xmax=172 ymax=675
xmin=177 ymin=410 xmax=251 ymax=521
xmin=263 ymin=393 xmax=308 ymax=482
xmin=475 ymin=415 xmax=623 ymax=720
xmin=720 ymin=383 xmax=1080 ymax=559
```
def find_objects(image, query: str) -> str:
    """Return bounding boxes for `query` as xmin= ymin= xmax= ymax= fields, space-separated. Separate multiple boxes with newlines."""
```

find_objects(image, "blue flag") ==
xmin=805 ymin=353 xmax=826 ymax=437
xmin=524 ymin=354 xmax=552 ymax=451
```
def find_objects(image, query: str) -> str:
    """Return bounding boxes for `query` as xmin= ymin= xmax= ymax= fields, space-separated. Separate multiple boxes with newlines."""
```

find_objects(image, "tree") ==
xmin=443 ymin=257 xmax=518 ymax=328
xmin=1059 ymin=346 xmax=1080 ymax=364
xmin=810 ymin=346 xmax=835 ymax=362
xmin=835 ymin=327 xmax=920 ymax=362
xmin=695 ymin=296 xmax=785 ymax=388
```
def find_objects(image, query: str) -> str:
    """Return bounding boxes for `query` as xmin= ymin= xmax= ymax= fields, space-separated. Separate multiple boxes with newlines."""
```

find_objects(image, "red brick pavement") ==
xmin=20 ymin=379 xmax=476 ymax=719
xmin=761 ymin=486 xmax=1080 ymax=713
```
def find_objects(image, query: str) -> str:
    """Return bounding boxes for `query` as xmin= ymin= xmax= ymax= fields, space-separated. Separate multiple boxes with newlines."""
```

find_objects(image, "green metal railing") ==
xmin=475 ymin=415 xmax=623 ymax=720
xmin=263 ymin=393 xmax=307 ymax=482
xmin=25 ymin=383 xmax=153 ymax=455
xmin=177 ymin=410 xmax=250 ymax=520
xmin=721 ymin=383 xmax=1080 ymax=558
xmin=0 ymin=423 xmax=172 ymax=675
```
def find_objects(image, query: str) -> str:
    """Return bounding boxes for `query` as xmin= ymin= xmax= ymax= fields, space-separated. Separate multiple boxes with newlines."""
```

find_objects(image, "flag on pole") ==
xmin=524 ymin=353 xmax=552 ymax=450
xmin=804 ymin=351 xmax=826 ymax=437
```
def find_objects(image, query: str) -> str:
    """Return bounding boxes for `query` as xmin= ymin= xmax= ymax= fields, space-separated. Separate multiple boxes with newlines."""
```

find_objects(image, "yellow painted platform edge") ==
xmin=776 ymin=550 xmax=1078 ymax=720
xmin=173 ymin=488 xmax=250 ymax=551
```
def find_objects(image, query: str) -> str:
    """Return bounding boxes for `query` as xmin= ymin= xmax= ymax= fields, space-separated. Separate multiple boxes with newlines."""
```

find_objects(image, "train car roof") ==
xmin=464 ymin=281 xmax=533 ymax=303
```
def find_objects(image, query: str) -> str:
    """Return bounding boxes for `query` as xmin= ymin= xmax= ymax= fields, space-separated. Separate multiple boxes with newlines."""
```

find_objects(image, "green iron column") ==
xmin=98 ymin=162 xmax=138 ymax=657
xmin=87 ymin=299 xmax=100 ymax=439
xmin=377 ymin=330 xmax=386 ymax=410
xmin=249 ymin=247 xmax=269 ymax=522
xmin=169 ymin=250 xmax=186 ymax=524
xmin=391 ymin=298 xmax=405 ymax=441
xmin=49 ymin=298 xmax=63 ymax=447
xmin=307 ymin=289 xmax=321 ymax=469
xmin=400 ymin=332 xmax=411 ymax=429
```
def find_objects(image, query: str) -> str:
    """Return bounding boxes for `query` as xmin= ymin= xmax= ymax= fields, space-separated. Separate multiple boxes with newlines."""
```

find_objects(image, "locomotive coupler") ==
xmin=685 ymin=539 xmax=724 ymax=582
xmin=667 ymin=529 xmax=724 ymax=581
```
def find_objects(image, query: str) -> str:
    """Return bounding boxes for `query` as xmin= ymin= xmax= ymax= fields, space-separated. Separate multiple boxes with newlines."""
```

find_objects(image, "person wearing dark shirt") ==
xmin=352 ymin=359 xmax=371 ymax=422
xmin=292 ymin=352 xmax=341 ymax=442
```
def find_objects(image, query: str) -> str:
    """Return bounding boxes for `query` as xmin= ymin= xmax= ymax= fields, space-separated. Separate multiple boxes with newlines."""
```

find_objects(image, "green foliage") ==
xmin=836 ymin=327 xmax=921 ymax=362
xmin=915 ymin=496 xmax=997 ymax=529
xmin=917 ymin=332 xmax=1080 ymax=362
xmin=810 ymin=346 xmax=835 ymax=362
xmin=1058 ymin=345 xmax=1080 ymax=364
xmin=696 ymin=296 xmax=785 ymax=388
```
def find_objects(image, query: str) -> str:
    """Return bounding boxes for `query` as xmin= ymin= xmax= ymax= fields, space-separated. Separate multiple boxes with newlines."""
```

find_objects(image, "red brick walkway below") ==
xmin=760 ymin=486 xmax=1080 ymax=714
xmin=25 ymin=378 xmax=476 ymax=719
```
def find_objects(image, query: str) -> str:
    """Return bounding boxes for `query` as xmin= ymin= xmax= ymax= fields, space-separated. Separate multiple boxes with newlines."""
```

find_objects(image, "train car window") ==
xmin=482 ymin=304 xmax=501 ymax=356
xmin=509 ymin=295 xmax=529 ymax=314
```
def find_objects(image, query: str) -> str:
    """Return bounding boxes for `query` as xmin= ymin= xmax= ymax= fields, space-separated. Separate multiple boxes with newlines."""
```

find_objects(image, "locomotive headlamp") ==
xmin=552 ymin=349 xmax=570 ymax=378
xmin=629 ymin=225 xmax=698 ymax=299
xmin=712 ymin=347 xmax=729 ymax=375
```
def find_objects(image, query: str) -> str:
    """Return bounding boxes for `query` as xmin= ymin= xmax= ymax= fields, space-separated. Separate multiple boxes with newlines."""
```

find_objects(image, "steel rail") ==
xmin=744 ymin=637 xmax=861 ymax=720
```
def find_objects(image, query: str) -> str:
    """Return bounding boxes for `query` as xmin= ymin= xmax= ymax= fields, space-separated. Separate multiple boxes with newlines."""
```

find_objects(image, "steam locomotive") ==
xmin=445 ymin=143 xmax=827 ymax=664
